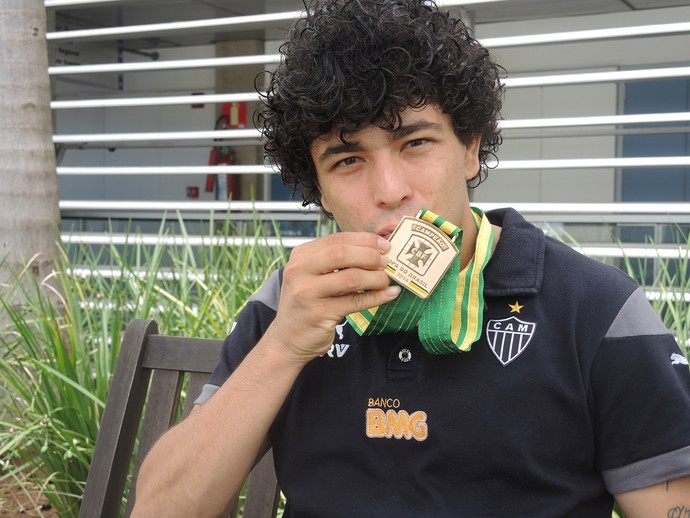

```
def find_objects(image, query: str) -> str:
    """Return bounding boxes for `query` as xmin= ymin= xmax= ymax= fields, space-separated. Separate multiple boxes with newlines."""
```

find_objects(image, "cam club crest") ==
xmin=486 ymin=316 xmax=536 ymax=366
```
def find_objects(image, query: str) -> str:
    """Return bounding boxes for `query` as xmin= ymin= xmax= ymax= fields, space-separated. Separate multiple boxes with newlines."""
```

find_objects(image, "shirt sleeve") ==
xmin=588 ymin=287 xmax=690 ymax=493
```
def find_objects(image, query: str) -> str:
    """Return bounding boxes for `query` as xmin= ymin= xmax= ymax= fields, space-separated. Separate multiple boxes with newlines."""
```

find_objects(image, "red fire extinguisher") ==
xmin=206 ymin=103 xmax=244 ymax=199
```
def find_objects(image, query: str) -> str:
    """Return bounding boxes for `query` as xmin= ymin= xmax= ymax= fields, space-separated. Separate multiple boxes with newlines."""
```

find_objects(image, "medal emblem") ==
xmin=385 ymin=216 xmax=459 ymax=299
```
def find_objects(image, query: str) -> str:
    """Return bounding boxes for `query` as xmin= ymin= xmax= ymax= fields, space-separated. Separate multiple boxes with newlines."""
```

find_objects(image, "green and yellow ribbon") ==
xmin=346 ymin=207 xmax=495 ymax=355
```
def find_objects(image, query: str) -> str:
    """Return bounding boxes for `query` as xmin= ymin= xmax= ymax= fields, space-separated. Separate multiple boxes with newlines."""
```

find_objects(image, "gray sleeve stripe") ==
xmin=247 ymin=268 xmax=282 ymax=312
xmin=603 ymin=444 xmax=690 ymax=494
xmin=605 ymin=287 xmax=669 ymax=339
xmin=193 ymin=383 xmax=220 ymax=406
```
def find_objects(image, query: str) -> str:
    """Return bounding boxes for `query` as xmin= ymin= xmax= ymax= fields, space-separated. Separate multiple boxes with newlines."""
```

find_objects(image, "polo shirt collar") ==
xmin=483 ymin=207 xmax=545 ymax=296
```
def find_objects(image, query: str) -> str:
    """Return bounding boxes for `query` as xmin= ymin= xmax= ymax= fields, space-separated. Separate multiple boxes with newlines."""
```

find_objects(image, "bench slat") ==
xmin=124 ymin=368 xmax=185 ymax=515
xmin=183 ymin=371 xmax=210 ymax=418
xmin=142 ymin=334 xmax=223 ymax=372
xmin=244 ymin=449 xmax=280 ymax=518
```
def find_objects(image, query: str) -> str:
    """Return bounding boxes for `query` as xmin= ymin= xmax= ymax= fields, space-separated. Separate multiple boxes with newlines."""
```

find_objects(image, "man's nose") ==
xmin=372 ymin=156 xmax=413 ymax=209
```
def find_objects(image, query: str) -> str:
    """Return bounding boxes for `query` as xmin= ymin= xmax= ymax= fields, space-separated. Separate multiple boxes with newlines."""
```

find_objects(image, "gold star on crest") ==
xmin=509 ymin=301 xmax=524 ymax=313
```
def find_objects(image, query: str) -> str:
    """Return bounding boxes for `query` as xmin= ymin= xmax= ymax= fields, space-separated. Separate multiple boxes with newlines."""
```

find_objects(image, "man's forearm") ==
xmin=615 ymin=476 xmax=690 ymax=518
xmin=131 ymin=329 xmax=305 ymax=517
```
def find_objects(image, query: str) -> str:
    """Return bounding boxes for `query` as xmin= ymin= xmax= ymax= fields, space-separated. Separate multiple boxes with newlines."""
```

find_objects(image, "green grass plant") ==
xmin=619 ymin=229 xmax=690 ymax=359
xmin=0 ymin=214 xmax=288 ymax=516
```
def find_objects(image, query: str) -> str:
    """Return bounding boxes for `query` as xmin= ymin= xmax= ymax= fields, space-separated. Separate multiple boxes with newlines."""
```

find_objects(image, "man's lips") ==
xmin=377 ymin=225 xmax=398 ymax=241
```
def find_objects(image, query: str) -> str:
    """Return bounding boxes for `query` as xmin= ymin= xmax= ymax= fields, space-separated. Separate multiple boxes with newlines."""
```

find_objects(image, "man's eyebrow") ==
xmin=316 ymin=141 xmax=365 ymax=165
xmin=390 ymin=120 xmax=445 ymax=141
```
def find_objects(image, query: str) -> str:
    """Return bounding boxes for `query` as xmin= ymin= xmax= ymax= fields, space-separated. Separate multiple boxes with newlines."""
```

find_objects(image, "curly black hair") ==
xmin=258 ymin=0 xmax=504 ymax=209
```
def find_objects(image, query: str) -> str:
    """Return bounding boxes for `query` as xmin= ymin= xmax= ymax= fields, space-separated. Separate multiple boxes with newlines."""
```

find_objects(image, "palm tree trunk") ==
xmin=0 ymin=0 xmax=61 ymax=300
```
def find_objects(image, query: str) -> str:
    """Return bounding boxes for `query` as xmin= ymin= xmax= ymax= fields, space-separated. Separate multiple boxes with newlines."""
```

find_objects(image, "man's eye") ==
xmin=408 ymin=138 xmax=428 ymax=148
xmin=338 ymin=157 xmax=358 ymax=166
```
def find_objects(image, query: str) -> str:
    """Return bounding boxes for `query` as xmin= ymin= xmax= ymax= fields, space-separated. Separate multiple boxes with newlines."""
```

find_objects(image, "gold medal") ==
xmin=385 ymin=215 xmax=459 ymax=299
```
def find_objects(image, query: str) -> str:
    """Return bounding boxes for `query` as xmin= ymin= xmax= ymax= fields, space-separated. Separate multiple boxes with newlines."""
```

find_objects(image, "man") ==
xmin=133 ymin=0 xmax=690 ymax=516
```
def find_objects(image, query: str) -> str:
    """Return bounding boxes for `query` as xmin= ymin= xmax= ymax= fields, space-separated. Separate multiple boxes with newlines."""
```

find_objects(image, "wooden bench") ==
xmin=79 ymin=319 xmax=280 ymax=518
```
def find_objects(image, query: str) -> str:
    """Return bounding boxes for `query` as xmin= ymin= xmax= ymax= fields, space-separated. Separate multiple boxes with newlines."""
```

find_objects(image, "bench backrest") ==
xmin=79 ymin=319 xmax=280 ymax=518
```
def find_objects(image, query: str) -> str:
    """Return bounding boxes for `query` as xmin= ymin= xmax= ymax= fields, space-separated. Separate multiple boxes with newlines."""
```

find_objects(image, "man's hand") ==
xmin=266 ymin=232 xmax=400 ymax=364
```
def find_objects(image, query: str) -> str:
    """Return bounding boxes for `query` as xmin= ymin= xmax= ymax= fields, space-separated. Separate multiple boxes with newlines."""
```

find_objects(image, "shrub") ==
xmin=0 ymin=216 xmax=287 ymax=516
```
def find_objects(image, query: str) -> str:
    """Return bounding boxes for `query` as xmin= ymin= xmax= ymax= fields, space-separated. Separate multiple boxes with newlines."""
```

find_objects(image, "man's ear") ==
xmin=463 ymin=137 xmax=481 ymax=182
xmin=319 ymin=189 xmax=331 ymax=214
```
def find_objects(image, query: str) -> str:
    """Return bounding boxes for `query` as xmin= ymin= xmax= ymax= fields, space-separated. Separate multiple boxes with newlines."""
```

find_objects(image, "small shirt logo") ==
xmin=326 ymin=343 xmax=350 ymax=358
xmin=335 ymin=322 xmax=346 ymax=340
xmin=671 ymin=353 xmax=689 ymax=366
xmin=486 ymin=316 xmax=536 ymax=366
xmin=325 ymin=321 xmax=350 ymax=358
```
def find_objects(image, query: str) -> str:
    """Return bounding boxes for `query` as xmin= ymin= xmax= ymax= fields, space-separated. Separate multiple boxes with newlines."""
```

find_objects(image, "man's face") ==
xmin=311 ymin=104 xmax=481 ymax=240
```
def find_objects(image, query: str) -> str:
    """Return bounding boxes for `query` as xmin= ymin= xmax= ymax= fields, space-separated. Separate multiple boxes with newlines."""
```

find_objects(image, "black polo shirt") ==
xmin=199 ymin=208 xmax=690 ymax=517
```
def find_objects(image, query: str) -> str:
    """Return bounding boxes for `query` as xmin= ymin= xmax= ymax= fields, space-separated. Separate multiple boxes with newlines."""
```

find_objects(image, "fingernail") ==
xmin=385 ymin=285 xmax=401 ymax=298
xmin=380 ymin=254 xmax=389 ymax=267
xmin=377 ymin=237 xmax=390 ymax=251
